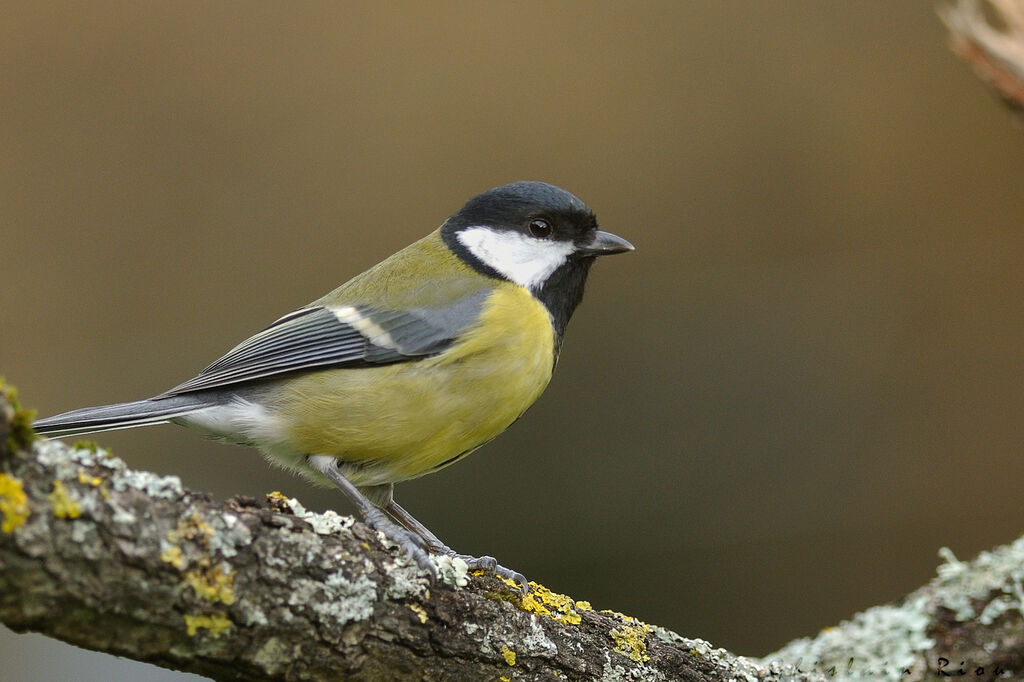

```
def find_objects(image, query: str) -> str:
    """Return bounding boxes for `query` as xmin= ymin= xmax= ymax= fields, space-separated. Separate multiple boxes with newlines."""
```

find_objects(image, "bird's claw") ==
xmin=363 ymin=508 xmax=437 ymax=581
xmin=460 ymin=553 xmax=497 ymax=571
xmin=493 ymin=563 xmax=530 ymax=592
xmin=450 ymin=552 xmax=529 ymax=591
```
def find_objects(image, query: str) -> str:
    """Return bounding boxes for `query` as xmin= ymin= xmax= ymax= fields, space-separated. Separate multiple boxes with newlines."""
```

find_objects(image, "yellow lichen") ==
xmin=0 ymin=473 xmax=29 ymax=533
xmin=501 ymin=644 xmax=517 ymax=666
xmin=610 ymin=621 xmax=652 ymax=663
xmin=408 ymin=603 xmax=428 ymax=624
xmin=500 ymin=677 xmax=511 ymax=682
xmin=76 ymin=471 xmax=103 ymax=487
xmin=162 ymin=515 xmax=214 ymax=573
xmin=162 ymin=515 xmax=237 ymax=607
xmin=498 ymin=578 xmax=588 ymax=626
xmin=600 ymin=608 xmax=629 ymax=619
xmin=265 ymin=490 xmax=292 ymax=513
xmin=1 ymin=379 xmax=38 ymax=452
xmin=184 ymin=612 xmax=232 ymax=637
xmin=160 ymin=545 xmax=188 ymax=570
xmin=49 ymin=480 xmax=81 ymax=519
xmin=166 ymin=513 xmax=216 ymax=547
xmin=184 ymin=563 xmax=236 ymax=605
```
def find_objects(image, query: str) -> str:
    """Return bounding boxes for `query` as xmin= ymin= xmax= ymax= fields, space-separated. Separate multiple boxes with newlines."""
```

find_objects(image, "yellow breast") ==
xmin=274 ymin=282 xmax=555 ymax=487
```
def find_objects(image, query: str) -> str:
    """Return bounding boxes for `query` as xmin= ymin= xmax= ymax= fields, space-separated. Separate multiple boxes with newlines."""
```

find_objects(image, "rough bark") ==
xmin=4 ymin=372 xmax=1024 ymax=682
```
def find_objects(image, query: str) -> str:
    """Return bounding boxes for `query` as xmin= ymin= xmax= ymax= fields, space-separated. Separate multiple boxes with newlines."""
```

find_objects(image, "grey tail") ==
xmin=33 ymin=395 xmax=208 ymax=438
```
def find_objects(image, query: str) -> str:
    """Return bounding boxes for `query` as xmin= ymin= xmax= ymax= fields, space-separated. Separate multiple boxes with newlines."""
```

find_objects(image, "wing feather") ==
xmin=159 ymin=293 xmax=487 ymax=396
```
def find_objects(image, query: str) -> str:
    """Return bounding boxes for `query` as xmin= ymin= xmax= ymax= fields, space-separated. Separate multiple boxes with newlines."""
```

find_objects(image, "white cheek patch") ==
xmin=457 ymin=227 xmax=575 ymax=290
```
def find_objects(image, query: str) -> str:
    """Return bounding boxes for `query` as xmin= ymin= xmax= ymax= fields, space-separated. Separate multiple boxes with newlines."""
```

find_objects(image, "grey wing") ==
xmin=159 ymin=291 xmax=488 ymax=397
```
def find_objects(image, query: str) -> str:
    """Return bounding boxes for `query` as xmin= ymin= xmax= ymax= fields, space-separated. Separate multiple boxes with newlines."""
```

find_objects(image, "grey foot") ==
xmin=382 ymin=499 xmax=528 ymax=589
xmin=363 ymin=505 xmax=436 ymax=580
xmin=451 ymin=552 xmax=529 ymax=591
xmin=307 ymin=455 xmax=436 ymax=581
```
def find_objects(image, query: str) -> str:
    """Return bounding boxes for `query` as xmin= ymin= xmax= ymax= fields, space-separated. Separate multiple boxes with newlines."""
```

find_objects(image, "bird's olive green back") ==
xmin=160 ymin=230 xmax=505 ymax=396
xmin=313 ymin=229 xmax=494 ymax=312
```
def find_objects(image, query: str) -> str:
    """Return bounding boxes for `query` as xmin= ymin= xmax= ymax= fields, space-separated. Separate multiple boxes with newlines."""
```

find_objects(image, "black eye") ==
xmin=528 ymin=218 xmax=552 ymax=238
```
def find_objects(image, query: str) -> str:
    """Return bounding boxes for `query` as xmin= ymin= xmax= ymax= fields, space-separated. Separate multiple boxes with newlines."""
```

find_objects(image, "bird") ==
xmin=33 ymin=180 xmax=634 ymax=586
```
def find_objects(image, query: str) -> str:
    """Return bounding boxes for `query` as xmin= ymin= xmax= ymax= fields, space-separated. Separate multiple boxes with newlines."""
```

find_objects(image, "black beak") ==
xmin=578 ymin=230 xmax=635 ymax=257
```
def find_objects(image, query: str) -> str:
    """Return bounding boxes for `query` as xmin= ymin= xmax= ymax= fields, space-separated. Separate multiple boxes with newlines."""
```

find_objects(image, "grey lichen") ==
xmin=22 ymin=436 xmax=399 ymax=638
xmin=286 ymin=497 xmax=354 ymax=535
xmin=599 ymin=660 xmax=669 ymax=682
xmin=34 ymin=437 xmax=184 ymax=500
xmin=934 ymin=542 xmax=1024 ymax=623
xmin=112 ymin=467 xmax=184 ymax=500
xmin=464 ymin=612 xmax=558 ymax=665
xmin=107 ymin=498 xmax=138 ymax=526
xmin=758 ymin=540 xmax=1024 ymax=679
xmin=766 ymin=598 xmax=932 ymax=680
xmin=596 ymin=631 xmax=793 ymax=682
xmin=658 ymin=634 xmax=773 ymax=682
xmin=35 ymin=439 xmax=98 ymax=478
xmin=206 ymin=511 xmax=254 ymax=558
xmin=519 ymin=616 xmax=559 ymax=658
xmin=385 ymin=563 xmax=430 ymax=600
xmin=430 ymin=553 xmax=470 ymax=588
xmin=288 ymin=572 xmax=378 ymax=628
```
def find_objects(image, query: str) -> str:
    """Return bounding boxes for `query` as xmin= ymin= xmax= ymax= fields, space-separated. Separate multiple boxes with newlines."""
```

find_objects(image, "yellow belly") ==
xmin=272 ymin=283 xmax=555 ymax=487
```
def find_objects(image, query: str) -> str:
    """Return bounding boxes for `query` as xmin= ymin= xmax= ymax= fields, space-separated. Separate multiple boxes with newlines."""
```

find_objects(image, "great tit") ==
xmin=33 ymin=180 xmax=633 ymax=585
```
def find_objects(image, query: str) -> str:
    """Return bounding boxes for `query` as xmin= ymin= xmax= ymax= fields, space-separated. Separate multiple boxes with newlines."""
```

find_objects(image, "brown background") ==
xmin=4 ymin=2 xmax=1024 ymax=680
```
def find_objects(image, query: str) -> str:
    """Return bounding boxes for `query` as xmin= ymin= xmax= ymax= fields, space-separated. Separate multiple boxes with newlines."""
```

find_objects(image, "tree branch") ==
xmin=941 ymin=0 xmax=1024 ymax=115
xmin=0 ymin=383 xmax=789 ymax=681
xmin=4 ymin=376 xmax=1024 ymax=681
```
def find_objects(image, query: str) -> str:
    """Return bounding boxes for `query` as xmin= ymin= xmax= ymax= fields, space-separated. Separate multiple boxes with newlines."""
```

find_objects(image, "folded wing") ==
xmin=160 ymin=291 xmax=488 ymax=396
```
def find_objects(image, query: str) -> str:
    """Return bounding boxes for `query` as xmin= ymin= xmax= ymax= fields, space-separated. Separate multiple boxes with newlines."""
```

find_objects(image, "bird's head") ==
xmin=442 ymin=181 xmax=634 ymax=333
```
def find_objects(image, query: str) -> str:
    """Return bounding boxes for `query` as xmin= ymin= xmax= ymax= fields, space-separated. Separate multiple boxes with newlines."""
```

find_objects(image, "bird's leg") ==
xmin=306 ymin=456 xmax=435 ymax=579
xmin=386 ymin=499 xmax=529 ymax=591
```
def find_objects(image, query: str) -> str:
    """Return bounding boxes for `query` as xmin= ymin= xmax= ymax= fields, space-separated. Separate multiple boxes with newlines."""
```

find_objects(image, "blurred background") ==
xmin=3 ymin=1 xmax=1024 ymax=679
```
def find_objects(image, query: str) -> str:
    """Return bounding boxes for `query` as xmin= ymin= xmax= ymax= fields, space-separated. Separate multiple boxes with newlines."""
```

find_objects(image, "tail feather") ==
xmin=33 ymin=395 xmax=207 ymax=438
